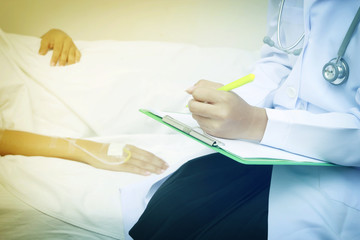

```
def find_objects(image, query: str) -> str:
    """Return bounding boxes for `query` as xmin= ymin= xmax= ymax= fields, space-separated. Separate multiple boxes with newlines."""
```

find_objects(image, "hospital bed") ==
xmin=0 ymin=29 xmax=259 ymax=239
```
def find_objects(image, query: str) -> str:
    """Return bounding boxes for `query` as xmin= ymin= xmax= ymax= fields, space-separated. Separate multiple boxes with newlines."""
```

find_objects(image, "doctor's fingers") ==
xmin=188 ymin=99 xmax=219 ymax=119
xmin=191 ymin=114 xmax=223 ymax=136
xmin=188 ymin=87 xmax=233 ymax=118
xmin=190 ymin=87 xmax=232 ymax=105
xmin=186 ymin=80 xmax=222 ymax=94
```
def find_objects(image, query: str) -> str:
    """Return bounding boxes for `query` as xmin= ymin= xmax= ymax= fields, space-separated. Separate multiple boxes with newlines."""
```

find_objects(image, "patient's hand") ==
xmin=39 ymin=29 xmax=81 ymax=66
xmin=76 ymin=140 xmax=169 ymax=175
xmin=0 ymin=130 xmax=168 ymax=176
xmin=112 ymin=144 xmax=169 ymax=176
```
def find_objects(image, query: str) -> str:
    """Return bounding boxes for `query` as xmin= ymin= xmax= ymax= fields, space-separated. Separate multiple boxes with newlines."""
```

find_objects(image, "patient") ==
xmin=0 ymin=29 xmax=169 ymax=175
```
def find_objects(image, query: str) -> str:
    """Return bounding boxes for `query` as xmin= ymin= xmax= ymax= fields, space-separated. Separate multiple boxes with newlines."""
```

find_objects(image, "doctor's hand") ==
xmin=39 ymin=29 xmax=81 ymax=66
xmin=186 ymin=80 xmax=268 ymax=142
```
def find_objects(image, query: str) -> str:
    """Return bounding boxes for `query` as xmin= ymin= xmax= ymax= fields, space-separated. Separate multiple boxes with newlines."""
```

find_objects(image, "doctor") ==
xmin=130 ymin=0 xmax=360 ymax=239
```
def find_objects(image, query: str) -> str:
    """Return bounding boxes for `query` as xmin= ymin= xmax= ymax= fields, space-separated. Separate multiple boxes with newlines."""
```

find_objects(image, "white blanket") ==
xmin=0 ymin=29 xmax=259 ymax=239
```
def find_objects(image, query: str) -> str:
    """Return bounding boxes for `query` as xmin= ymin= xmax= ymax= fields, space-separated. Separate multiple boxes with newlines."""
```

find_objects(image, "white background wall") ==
xmin=0 ymin=0 xmax=268 ymax=50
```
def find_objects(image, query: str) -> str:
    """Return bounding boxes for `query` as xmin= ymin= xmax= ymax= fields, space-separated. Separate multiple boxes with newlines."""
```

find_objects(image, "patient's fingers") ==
xmin=68 ymin=45 xmax=81 ymax=64
xmin=100 ymin=157 xmax=167 ymax=176
xmin=39 ymin=29 xmax=81 ymax=66
xmin=125 ymin=159 xmax=164 ymax=175
xmin=68 ymin=47 xmax=76 ymax=65
xmin=92 ymin=160 xmax=153 ymax=176
xmin=127 ymin=145 xmax=167 ymax=168
xmin=59 ymin=39 xmax=71 ymax=66
xmin=51 ymin=40 xmax=62 ymax=66
xmin=116 ymin=165 xmax=153 ymax=176
xmin=125 ymin=145 xmax=169 ymax=174
xmin=39 ymin=38 xmax=50 ymax=55
xmin=75 ymin=49 xmax=81 ymax=63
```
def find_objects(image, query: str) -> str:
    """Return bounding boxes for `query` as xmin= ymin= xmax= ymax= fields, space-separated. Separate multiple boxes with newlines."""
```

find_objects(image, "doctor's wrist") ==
xmin=248 ymin=107 xmax=268 ymax=142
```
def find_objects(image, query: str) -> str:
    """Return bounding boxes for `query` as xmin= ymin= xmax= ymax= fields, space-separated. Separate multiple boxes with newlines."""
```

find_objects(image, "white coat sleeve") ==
xmin=252 ymin=49 xmax=360 ymax=167
xmin=261 ymin=108 xmax=360 ymax=167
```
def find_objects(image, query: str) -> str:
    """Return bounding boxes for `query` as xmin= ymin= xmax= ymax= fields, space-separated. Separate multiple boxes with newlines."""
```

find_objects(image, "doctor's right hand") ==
xmin=186 ymin=79 xmax=268 ymax=142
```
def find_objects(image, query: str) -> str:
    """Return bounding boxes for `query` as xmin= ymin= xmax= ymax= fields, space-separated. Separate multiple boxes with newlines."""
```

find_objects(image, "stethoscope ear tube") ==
xmin=263 ymin=36 xmax=302 ymax=56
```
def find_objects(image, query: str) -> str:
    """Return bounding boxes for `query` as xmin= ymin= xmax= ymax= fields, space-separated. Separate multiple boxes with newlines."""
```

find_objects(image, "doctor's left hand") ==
xmin=39 ymin=28 xmax=81 ymax=66
xmin=187 ymin=80 xmax=268 ymax=142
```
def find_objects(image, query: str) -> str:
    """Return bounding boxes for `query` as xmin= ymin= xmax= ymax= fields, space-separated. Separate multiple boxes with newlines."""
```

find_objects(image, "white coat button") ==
xmin=286 ymin=87 xmax=297 ymax=98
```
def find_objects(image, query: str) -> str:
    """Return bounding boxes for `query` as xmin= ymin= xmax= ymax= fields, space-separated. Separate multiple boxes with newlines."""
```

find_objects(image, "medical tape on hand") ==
xmin=107 ymin=143 xmax=131 ymax=163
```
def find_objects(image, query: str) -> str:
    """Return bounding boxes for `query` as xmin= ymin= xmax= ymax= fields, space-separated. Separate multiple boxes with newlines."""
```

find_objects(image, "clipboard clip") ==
xmin=162 ymin=115 xmax=224 ymax=147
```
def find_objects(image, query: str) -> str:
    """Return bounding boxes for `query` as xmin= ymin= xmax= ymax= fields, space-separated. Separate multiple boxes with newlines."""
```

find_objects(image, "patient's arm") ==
xmin=39 ymin=29 xmax=81 ymax=66
xmin=0 ymin=130 xmax=168 ymax=176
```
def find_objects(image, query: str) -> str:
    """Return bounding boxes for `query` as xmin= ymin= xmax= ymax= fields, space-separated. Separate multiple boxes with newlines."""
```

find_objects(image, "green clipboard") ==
xmin=140 ymin=109 xmax=334 ymax=166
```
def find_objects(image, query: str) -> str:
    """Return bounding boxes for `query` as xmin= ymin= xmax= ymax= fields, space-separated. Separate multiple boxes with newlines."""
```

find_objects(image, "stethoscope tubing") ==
xmin=337 ymin=6 xmax=360 ymax=59
xmin=276 ymin=0 xmax=304 ymax=52
xmin=267 ymin=0 xmax=360 ymax=85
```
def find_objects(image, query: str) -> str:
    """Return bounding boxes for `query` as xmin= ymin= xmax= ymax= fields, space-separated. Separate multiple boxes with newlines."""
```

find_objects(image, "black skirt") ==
xmin=130 ymin=153 xmax=273 ymax=240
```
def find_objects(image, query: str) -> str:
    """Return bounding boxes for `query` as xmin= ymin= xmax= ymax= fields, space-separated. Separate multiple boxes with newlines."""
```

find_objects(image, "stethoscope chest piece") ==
xmin=265 ymin=0 xmax=360 ymax=86
xmin=322 ymin=58 xmax=349 ymax=85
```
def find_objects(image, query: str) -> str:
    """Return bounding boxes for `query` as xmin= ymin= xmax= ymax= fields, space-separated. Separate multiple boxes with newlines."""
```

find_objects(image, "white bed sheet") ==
xmin=0 ymin=28 xmax=259 ymax=239
xmin=0 ymin=134 xmax=213 ymax=239
xmin=0 ymin=182 xmax=118 ymax=240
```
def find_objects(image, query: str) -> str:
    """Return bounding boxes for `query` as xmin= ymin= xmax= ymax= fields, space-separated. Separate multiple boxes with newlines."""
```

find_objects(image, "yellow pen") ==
xmin=217 ymin=73 xmax=255 ymax=91
xmin=186 ymin=74 xmax=255 ymax=107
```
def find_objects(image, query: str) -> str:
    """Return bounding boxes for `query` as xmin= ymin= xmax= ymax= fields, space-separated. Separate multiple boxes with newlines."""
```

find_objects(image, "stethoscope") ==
xmin=263 ymin=0 xmax=360 ymax=85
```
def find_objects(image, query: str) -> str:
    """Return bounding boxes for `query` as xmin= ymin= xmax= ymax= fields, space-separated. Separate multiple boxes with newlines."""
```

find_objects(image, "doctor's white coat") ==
xmin=234 ymin=0 xmax=360 ymax=239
